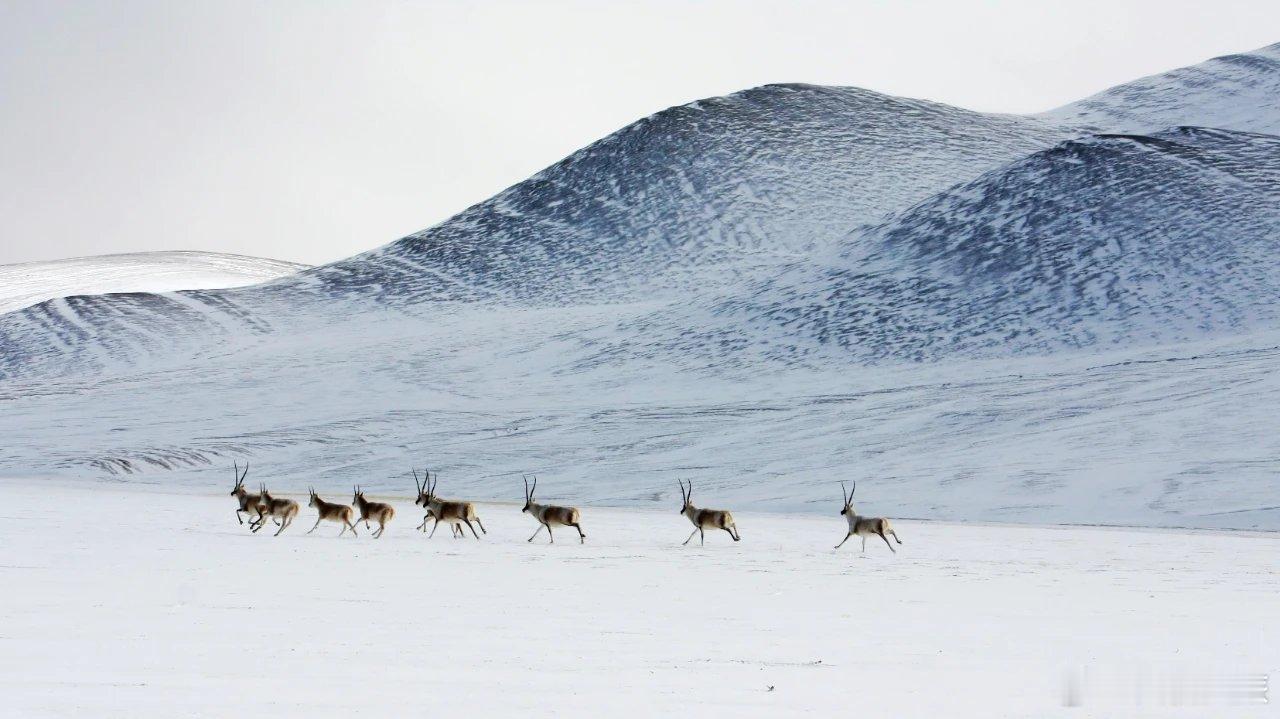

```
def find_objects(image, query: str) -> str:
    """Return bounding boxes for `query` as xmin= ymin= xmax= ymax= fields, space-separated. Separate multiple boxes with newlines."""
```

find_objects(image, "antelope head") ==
xmin=229 ymin=462 xmax=250 ymax=497
xmin=352 ymin=485 xmax=363 ymax=505
xmin=259 ymin=482 xmax=273 ymax=502
xmin=677 ymin=478 xmax=694 ymax=514
xmin=413 ymin=470 xmax=438 ymax=506
xmin=522 ymin=475 xmax=537 ymax=514
xmin=839 ymin=480 xmax=856 ymax=516
xmin=307 ymin=486 xmax=319 ymax=508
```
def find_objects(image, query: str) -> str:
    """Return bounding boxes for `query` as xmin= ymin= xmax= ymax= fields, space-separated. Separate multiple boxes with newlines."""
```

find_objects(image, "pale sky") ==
xmin=1 ymin=1 xmax=1277 ymax=266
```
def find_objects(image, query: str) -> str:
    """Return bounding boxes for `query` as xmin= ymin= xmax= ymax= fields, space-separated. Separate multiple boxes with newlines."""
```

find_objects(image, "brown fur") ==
xmin=229 ymin=462 xmax=267 ymax=527
xmin=678 ymin=479 xmax=740 ymax=545
xmin=836 ymin=480 xmax=902 ymax=553
xmin=307 ymin=488 xmax=359 ymax=537
xmin=254 ymin=485 xmax=300 ymax=536
xmin=353 ymin=487 xmax=395 ymax=538
xmin=522 ymin=476 xmax=584 ymax=544
xmin=413 ymin=470 xmax=486 ymax=539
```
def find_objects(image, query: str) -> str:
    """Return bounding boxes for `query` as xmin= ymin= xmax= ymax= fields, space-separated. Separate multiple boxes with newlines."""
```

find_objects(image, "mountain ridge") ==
xmin=1041 ymin=41 xmax=1280 ymax=135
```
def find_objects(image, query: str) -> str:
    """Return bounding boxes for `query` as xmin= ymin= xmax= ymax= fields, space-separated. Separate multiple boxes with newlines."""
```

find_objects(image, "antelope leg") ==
xmin=307 ymin=517 xmax=323 ymax=534
xmin=527 ymin=524 xmax=546 ymax=543
xmin=683 ymin=527 xmax=699 ymax=546
xmin=834 ymin=532 xmax=852 ymax=549
xmin=463 ymin=518 xmax=480 ymax=539
xmin=879 ymin=531 xmax=895 ymax=553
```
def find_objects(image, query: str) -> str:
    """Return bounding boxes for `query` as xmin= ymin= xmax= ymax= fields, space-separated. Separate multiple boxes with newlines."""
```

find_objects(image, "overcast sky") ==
xmin=1 ymin=1 xmax=1277 ymax=266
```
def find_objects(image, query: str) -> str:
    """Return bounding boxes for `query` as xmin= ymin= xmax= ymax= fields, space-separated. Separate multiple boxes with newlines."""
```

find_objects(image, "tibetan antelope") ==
xmin=521 ymin=475 xmax=584 ymax=544
xmin=229 ymin=462 xmax=267 ymax=527
xmin=676 ymin=479 xmax=740 ymax=545
xmin=835 ymin=480 xmax=902 ymax=553
xmin=253 ymin=484 xmax=300 ymax=536
xmin=352 ymin=486 xmax=395 ymax=538
xmin=413 ymin=469 xmax=485 ymax=539
xmin=306 ymin=487 xmax=359 ymax=537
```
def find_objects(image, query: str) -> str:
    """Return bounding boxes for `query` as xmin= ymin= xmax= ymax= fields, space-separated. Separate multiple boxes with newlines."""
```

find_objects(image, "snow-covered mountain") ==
xmin=308 ymin=85 xmax=1068 ymax=304
xmin=0 ymin=84 xmax=1073 ymax=379
xmin=1 ymin=44 xmax=1278 ymax=530
xmin=728 ymin=127 xmax=1280 ymax=362
xmin=1042 ymin=42 xmax=1280 ymax=134
xmin=0 ymin=251 xmax=307 ymax=315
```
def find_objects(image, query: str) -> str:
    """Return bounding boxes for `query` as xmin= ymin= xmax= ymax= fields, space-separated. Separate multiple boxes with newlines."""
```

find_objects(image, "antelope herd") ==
xmin=228 ymin=464 xmax=904 ymax=552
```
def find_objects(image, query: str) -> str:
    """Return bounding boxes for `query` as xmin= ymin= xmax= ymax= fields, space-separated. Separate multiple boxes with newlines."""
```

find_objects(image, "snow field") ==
xmin=1 ymin=480 xmax=1274 ymax=717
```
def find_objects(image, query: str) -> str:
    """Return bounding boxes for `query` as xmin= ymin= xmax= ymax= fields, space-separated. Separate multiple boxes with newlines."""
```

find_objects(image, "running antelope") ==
xmin=253 ymin=484 xmax=300 ymax=536
xmin=835 ymin=480 xmax=902 ymax=553
xmin=306 ymin=487 xmax=359 ymax=537
xmin=521 ymin=476 xmax=584 ymax=544
xmin=352 ymin=486 xmax=395 ymax=538
xmin=676 ymin=479 xmax=741 ymax=545
xmin=229 ymin=462 xmax=267 ymax=527
xmin=413 ymin=470 xmax=485 ymax=539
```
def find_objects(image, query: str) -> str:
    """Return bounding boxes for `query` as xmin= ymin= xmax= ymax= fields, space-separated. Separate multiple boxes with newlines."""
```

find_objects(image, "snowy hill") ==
xmin=0 ymin=84 xmax=1073 ymax=378
xmin=1042 ymin=42 xmax=1280 ymax=134
xmin=1 ymin=45 xmax=1279 ymax=531
xmin=308 ymin=84 xmax=1069 ymax=304
xmin=728 ymin=127 xmax=1280 ymax=362
xmin=0 ymin=251 xmax=307 ymax=315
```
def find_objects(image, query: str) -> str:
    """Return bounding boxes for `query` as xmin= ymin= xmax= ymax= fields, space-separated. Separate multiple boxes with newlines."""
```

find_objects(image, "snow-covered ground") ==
xmin=1 ymin=480 xmax=1274 ymax=717
xmin=0 ymin=251 xmax=307 ymax=315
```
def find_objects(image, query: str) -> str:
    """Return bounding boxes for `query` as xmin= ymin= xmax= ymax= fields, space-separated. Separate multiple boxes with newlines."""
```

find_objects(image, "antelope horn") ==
xmin=233 ymin=462 xmax=240 ymax=487
xmin=412 ymin=469 xmax=420 ymax=494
